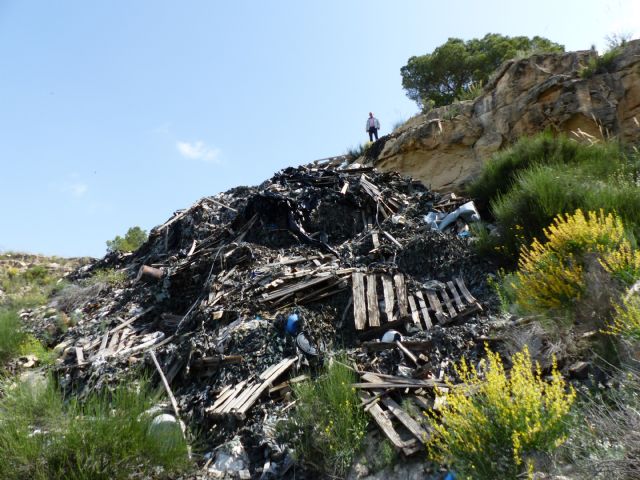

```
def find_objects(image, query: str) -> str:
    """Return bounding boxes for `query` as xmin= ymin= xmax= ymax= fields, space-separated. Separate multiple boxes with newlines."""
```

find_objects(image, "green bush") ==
xmin=426 ymin=346 xmax=575 ymax=479
xmin=579 ymin=46 xmax=623 ymax=78
xmin=0 ymin=375 xmax=190 ymax=480
xmin=106 ymin=226 xmax=148 ymax=253
xmin=467 ymin=134 xmax=640 ymax=263
xmin=285 ymin=359 xmax=368 ymax=476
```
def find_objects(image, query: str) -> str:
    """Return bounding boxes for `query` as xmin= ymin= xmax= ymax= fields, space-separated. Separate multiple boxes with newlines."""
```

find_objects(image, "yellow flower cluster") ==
xmin=604 ymin=295 xmax=640 ymax=341
xmin=426 ymin=346 xmax=575 ymax=479
xmin=514 ymin=209 xmax=640 ymax=312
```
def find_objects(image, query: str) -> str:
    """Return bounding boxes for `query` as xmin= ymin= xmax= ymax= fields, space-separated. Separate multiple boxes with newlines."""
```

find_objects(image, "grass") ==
xmin=466 ymin=133 xmax=640 ymax=263
xmin=283 ymin=358 xmax=368 ymax=476
xmin=0 ymin=374 xmax=190 ymax=480
xmin=0 ymin=309 xmax=27 ymax=363
xmin=558 ymin=365 xmax=640 ymax=478
xmin=346 ymin=142 xmax=371 ymax=161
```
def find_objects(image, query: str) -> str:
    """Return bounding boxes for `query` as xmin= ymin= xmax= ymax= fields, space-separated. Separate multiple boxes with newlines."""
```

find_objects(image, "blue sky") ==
xmin=1 ymin=0 xmax=637 ymax=258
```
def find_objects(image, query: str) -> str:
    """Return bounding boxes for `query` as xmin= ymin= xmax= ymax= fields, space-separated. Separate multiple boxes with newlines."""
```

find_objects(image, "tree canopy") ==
xmin=106 ymin=226 xmax=148 ymax=253
xmin=401 ymin=33 xmax=564 ymax=110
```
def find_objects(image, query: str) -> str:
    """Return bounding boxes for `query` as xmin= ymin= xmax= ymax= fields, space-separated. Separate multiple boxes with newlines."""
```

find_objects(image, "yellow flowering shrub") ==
xmin=426 ymin=346 xmax=575 ymax=480
xmin=604 ymin=295 xmax=640 ymax=341
xmin=514 ymin=209 xmax=640 ymax=312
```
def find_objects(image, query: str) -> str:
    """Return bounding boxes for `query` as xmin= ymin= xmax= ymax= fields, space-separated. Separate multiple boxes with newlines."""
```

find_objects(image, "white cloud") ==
xmin=176 ymin=140 xmax=221 ymax=163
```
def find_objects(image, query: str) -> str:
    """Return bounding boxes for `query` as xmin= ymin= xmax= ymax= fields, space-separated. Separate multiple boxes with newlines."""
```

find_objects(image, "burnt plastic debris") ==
xmin=285 ymin=312 xmax=300 ymax=336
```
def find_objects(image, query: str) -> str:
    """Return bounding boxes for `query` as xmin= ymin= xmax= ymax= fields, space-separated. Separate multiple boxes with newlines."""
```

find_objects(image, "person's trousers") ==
xmin=368 ymin=128 xmax=379 ymax=141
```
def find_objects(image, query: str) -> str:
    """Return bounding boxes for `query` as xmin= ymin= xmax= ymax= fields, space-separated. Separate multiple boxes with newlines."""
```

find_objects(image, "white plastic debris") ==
xmin=438 ymin=201 xmax=481 ymax=231
xmin=147 ymin=413 xmax=183 ymax=449
xmin=381 ymin=330 xmax=403 ymax=343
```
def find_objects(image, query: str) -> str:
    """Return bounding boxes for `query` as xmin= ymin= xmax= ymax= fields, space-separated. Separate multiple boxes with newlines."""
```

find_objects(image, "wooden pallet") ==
xmin=352 ymin=274 xmax=481 ymax=331
xmin=206 ymin=357 xmax=296 ymax=418
xmin=358 ymin=372 xmax=434 ymax=455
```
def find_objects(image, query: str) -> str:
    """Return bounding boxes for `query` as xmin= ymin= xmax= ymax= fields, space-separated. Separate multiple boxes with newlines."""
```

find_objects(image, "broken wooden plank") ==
xmin=415 ymin=291 xmax=433 ymax=329
xmin=439 ymin=288 xmax=457 ymax=318
xmin=454 ymin=277 xmax=483 ymax=311
xmin=407 ymin=294 xmax=423 ymax=329
xmin=261 ymin=274 xmax=334 ymax=302
xmin=352 ymin=273 xmax=367 ymax=331
xmin=393 ymin=273 xmax=409 ymax=318
xmin=208 ymin=197 xmax=238 ymax=213
xmin=446 ymin=280 xmax=464 ymax=311
xmin=187 ymin=239 xmax=197 ymax=257
xmin=361 ymin=391 xmax=413 ymax=451
xmin=366 ymin=274 xmax=380 ymax=327
xmin=396 ymin=341 xmax=419 ymax=366
xmin=111 ymin=306 xmax=155 ymax=335
xmin=75 ymin=347 xmax=85 ymax=366
xmin=210 ymin=380 xmax=247 ymax=412
xmin=212 ymin=381 xmax=248 ymax=413
xmin=149 ymin=350 xmax=187 ymax=440
xmin=380 ymin=396 xmax=431 ymax=444
xmin=237 ymin=358 xmax=296 ymax=414
xmin=424 ymin=290 xmax=447 ymax=324
xmin=382 ymin=230 xmax=402 ymax=248
xmin=381 ymin=275 xmax=395 ymax=322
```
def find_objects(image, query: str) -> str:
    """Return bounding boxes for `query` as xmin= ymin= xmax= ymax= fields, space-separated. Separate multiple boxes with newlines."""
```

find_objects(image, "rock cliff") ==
xmin=372 ymin=40 xmax=640 ymax=192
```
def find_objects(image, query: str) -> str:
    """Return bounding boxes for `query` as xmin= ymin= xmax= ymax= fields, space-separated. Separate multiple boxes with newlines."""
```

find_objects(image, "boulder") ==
xmin=373 ymin=40 xmax=640 ymax=192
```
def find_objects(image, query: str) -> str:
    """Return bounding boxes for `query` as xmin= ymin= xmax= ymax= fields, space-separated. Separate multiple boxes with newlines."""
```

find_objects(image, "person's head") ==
xmin=369 ymin=112 xmax=373 ymax=117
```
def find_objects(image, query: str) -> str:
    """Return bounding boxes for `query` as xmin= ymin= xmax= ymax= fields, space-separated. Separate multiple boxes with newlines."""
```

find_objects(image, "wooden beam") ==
xmin=380 ymin=396 xmax=431 ymax=444
xmin=407 ymin=294 xmax=423 ymax=329
xmin=366 ymin=274 xmax=380 ymax=327
xmin=381 ymin=275 xmax=395 ymax=323
xmin=447 ymin=280 xmax=464 ymax=311
xmin=393 ymin=274 xmax=409 ymax=318
xmin=352 ymin=273 xmax=367 ymax=331
xmin=439 ymin=288 xmax=457 ymax=318
xmin=425 ymin=290 xmax=447 ymax=324
xmin=415 ymin=291 xmax=433 ymax=329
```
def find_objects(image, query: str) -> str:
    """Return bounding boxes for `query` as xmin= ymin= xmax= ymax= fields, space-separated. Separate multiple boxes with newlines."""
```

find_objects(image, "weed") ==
xmin=579 ymin=46 xmax=624 ymax=79
xmin=0 ymin=375 xmax=190 ymax=480
xmin=426 ymin=346 xmax=575 ymax=479
xmin=88 ymin=268 xmax=127 ymax=287
xmin=346 ymin=143 xmax=370 ymax=161
xmin=369 ymin=439 xmax=398 ymax=472
xmin=285 ymin=359 xmax=368 ymax=476
xmin=456 ymin=80 xmax=484 ymax=102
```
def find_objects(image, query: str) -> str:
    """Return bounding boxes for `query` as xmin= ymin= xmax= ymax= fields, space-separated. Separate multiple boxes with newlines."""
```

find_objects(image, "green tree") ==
xmin=401 ymin=33 xmax=564 ymax=109
xmin=106 ymin=226 xmax=148 ymax=253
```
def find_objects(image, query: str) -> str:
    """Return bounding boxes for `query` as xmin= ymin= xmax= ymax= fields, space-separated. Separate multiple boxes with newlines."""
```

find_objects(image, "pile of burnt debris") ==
xmin=33 ymin=158 xmax=498 ymax=478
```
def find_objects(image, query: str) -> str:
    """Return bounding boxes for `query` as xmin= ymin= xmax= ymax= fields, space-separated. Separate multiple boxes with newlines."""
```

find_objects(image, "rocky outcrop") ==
xmin=373 ymin=40 xmax=640 ymax=192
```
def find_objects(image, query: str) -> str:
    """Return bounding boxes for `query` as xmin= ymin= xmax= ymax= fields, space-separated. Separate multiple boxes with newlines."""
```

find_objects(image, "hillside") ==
xmin=1 ymin=40 xmax=640 ymax=480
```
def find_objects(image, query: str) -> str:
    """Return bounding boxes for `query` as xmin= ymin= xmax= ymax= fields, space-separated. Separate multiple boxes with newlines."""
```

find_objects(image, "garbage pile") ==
xmin=37 ymin=160 xmax=494 ymax=478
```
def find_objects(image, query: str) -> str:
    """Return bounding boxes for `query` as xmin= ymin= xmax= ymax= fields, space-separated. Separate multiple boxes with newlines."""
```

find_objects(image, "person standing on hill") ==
xmin=365 ymin=112 xmax=380 ymax=141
